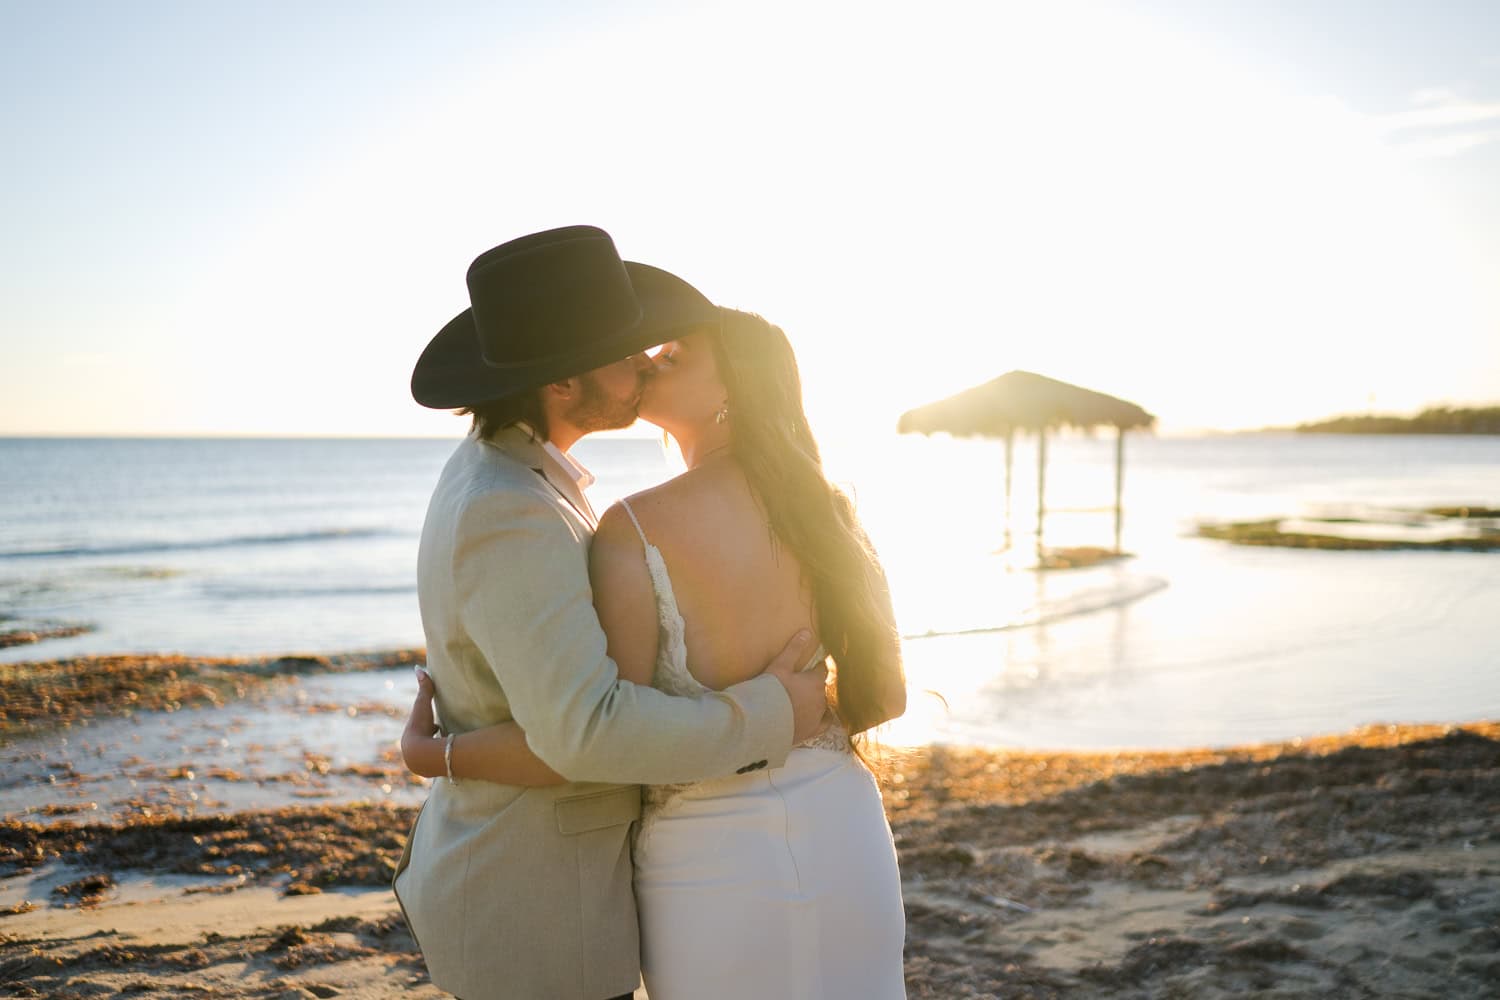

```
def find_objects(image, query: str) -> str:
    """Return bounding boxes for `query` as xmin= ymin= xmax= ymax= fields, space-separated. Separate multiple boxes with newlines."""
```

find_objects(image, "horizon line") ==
xmin=0 ymin=427 xmax=1411 ymax=442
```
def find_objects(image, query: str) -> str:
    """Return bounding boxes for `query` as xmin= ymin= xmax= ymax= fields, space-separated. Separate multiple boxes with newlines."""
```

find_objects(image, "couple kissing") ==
xmin=393 ymin=225 xmax=908 ymax=1000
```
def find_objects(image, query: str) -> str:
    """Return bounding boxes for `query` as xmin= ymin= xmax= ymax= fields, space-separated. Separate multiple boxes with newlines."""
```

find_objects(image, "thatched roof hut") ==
xmin=896 ymin=370 xmax=1154 ymax=437
xmin=898 ymin=371 xmax=1156 ymax=562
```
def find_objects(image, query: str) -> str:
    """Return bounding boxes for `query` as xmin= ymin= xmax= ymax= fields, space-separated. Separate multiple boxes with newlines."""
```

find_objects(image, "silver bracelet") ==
xmin=444 ymin=732 xmax=459 ymax=786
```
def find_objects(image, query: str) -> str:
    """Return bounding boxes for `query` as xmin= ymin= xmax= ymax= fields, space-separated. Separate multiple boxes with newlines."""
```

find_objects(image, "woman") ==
xmin=402 ymin=308 xmax=908 ymax=998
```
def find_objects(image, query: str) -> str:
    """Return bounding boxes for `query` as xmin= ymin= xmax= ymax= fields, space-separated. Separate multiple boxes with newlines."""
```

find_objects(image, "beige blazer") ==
xmin=393 ymin=427 xmax=793 ymax=1000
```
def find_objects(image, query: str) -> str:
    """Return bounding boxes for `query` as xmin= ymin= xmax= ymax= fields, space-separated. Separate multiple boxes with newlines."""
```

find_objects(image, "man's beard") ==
xmin=566 ymin=371 xmax=640 ymax=432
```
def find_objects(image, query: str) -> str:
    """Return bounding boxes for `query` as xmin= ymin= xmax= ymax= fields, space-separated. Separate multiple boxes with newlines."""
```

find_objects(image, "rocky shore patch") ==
xmin=2 ymin=722 xmax=1496 ymax=998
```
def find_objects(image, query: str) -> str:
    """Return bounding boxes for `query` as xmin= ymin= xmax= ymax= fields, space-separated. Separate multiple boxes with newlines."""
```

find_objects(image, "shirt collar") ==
xmin=542 ymin=440 xmax=596 ymax=492
xmin=518 ymin=421 xmax=596 ymax=492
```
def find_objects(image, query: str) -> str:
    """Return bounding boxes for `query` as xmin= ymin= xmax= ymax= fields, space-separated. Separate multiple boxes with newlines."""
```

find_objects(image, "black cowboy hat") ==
xmin=411 ymin=225 xmax=719 ymax=410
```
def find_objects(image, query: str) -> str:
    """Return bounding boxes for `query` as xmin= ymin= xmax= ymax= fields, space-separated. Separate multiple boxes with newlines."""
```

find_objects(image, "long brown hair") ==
xmin=706 ymin=308 xmax=903 ymax=738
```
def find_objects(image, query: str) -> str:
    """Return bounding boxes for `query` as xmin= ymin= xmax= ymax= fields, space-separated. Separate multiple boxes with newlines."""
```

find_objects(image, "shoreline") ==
xmin=1 ymin=649 xmax=1496 ymax=998
xmin=0 ymin=649 xmax=425 ymax=745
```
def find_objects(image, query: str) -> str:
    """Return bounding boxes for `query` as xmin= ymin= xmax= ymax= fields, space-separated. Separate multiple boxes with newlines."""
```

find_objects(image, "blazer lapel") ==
xmin=538 ymin=456 xmax=598 ymax=530
xmin=490 ymin=426 xmax=599 ymax=530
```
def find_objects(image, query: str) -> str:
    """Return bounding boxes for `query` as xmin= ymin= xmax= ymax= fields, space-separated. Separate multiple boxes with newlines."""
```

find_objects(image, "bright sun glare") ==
xmin=3 ymin=2 xmax=1493 ymax=439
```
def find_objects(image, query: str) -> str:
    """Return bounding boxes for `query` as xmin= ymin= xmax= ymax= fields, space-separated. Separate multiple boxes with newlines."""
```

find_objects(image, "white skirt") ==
xmin=634 ymin=747 xmax=906 ymax=1000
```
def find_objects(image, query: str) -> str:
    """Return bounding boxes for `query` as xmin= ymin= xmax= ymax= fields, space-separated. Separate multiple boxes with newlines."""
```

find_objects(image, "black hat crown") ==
xmin=467 ymin=226 xmax=641 ymax=370
xmin=411 ymin=226 xmax=718 ymax=410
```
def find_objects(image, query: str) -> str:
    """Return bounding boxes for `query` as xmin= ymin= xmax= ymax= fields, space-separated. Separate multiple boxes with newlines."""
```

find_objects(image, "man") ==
xmin=393 ymin=225 xmax=829 ymax=1000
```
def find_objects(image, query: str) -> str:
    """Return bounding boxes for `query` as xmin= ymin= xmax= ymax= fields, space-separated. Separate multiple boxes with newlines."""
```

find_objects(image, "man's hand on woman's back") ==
xmin=761 ymin=630 xmax=832 ymax=745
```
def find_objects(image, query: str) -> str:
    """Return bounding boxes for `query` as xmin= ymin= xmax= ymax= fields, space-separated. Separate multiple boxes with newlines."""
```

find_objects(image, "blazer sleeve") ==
xmin=454 ymin=487 xmax=793 ymax=784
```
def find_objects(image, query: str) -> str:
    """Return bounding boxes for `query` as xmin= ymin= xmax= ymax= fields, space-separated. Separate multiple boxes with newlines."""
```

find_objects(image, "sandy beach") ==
xmin=2 ymin=652 xmax=1497 ymax=998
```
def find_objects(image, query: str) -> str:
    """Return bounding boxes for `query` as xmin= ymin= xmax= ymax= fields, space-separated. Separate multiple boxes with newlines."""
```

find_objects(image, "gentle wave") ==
xmin=200 ymin=582 xmax=416 ymax=599
xmin=0 ymin=527 xmax=397 ymax=560
xmin=902 ymin=575 xmax=1169 ymax=641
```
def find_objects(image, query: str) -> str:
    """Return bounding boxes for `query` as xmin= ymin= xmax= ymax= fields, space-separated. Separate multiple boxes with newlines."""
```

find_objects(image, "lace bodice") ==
xmin=616 ymin=500 xmax=850 ymax=825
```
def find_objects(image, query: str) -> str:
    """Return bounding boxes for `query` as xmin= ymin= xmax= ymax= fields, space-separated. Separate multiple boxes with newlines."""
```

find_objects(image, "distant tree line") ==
xmin=1294 ymin=406 xmax=1500 ymax=435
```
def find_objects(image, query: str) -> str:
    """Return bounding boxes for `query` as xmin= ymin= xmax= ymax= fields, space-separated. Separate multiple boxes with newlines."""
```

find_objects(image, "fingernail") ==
xmin=797 ymin=630 xmax=812 ymax=642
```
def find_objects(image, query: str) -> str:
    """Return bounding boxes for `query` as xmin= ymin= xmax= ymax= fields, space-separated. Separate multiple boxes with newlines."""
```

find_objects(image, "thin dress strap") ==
xmin=617 ymin=497 xmax=651 ymax=548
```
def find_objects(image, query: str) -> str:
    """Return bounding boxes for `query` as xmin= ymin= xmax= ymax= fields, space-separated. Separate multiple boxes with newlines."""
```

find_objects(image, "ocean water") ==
xmin=0 ymin=436 xmax=669 ymax=661
xmin=2 ymin=432 xmax=1497 ymax=750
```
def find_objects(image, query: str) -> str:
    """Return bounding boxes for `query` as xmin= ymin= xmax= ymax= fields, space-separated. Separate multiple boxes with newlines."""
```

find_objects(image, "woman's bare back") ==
xmin=620 ymin=458 xmax=816 ymax=691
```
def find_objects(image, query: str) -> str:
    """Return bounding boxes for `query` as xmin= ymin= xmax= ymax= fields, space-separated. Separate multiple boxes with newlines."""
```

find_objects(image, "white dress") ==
xmin=618 ymin=500 xmax=907 ymax=1000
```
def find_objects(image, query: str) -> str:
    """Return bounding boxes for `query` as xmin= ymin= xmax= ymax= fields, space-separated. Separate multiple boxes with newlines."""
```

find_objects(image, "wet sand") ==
xmin=887 ymin=726 xmax=1500 ymax=998
xmin=2 ymin=652 xmax=1497 ymax=998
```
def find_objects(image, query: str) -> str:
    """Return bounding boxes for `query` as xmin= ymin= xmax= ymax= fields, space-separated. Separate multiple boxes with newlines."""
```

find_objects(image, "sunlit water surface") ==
xmin=3 ymin=433 xmax=1497 ymax=751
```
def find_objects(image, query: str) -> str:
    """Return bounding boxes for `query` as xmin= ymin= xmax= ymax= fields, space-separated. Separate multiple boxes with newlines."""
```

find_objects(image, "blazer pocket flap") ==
xmin=555 ymin=787 xmax=642 ymax=836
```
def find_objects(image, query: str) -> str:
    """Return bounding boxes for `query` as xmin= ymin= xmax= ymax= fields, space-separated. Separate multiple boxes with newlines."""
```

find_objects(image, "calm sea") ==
xmin=2 ymin=432 xmax=1497 ymax=750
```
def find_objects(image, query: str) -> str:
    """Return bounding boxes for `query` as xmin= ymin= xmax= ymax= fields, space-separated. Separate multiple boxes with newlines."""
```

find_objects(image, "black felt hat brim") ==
xmin=411 ymin=262 xmax=718 ymax=410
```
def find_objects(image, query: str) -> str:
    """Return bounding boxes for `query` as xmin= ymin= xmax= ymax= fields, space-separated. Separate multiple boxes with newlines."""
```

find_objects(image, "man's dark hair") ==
xmin=459 ymin=389 xmax=548 ymax=442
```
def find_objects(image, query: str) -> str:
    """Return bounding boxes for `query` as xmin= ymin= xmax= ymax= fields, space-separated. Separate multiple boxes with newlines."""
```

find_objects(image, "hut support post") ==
xmin=1004 ymin=428 xmax=1014 ymax=551
xmin=1036 ymin=427 xmax=1048 ymax=562
xmin=1114 ymin=425 xmax=1125 ymax=553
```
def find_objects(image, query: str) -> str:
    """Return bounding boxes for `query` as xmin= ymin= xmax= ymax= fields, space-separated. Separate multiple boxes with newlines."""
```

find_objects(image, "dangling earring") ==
xmin=715 ymin=405 xmax=729 ymax=425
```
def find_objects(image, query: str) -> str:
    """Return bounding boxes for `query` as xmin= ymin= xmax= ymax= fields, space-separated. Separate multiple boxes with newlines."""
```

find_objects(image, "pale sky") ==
xmin=3 ymin=0 xmax=1497 ymax=443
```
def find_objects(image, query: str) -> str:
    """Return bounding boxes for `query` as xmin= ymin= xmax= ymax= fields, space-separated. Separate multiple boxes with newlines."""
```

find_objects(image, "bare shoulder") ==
xmin=619 ymin=463 xmax=745 ymax=533
xmin=615 ymin=463 xmax=778 ymax=600
xmin=594 ymin=500 xmax=648 ymax=554
xmin=588 ymin=500 xmax=660 ymax=686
